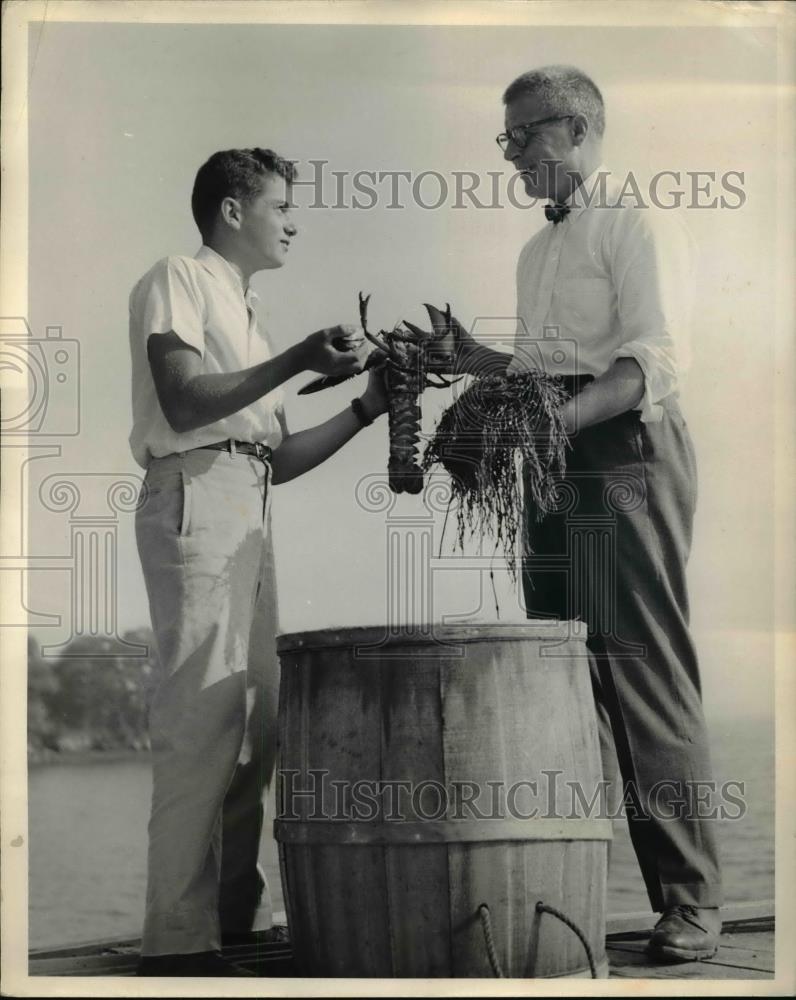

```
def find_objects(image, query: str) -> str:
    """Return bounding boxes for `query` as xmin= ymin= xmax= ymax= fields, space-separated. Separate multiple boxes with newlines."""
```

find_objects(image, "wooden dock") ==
xmin=28 ymin=901 xmax=774 ymax=980
xmin=604 ymin=901 xmax=774 ymax=980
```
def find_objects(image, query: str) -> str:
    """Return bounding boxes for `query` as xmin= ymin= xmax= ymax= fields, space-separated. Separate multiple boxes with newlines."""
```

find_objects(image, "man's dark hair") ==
xmin=503 ymin=65 xmax=605 ymax=138
xmin=191 ymin=147 xmax=297 ymax=239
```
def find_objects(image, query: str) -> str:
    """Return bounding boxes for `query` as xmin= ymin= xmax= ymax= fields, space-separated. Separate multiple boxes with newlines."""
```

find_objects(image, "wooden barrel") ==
xmin=275 ymin=622 xmax=610 ymax=979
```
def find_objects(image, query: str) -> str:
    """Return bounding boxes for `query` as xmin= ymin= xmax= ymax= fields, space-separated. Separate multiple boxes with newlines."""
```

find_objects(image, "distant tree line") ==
xmin=28 ymin=631 xmax=160 ymax=756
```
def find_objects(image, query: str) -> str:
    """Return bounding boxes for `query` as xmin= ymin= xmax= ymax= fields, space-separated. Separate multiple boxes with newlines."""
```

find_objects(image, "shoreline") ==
xmin=28 ymin=748 xmax=151 ymax=768
xmin=27 ymin=711 xmax=772 ymax=769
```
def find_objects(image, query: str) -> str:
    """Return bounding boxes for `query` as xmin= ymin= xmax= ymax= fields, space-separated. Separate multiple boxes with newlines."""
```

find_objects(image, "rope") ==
xmin=477 ymin=904 xmax=505 ymax=978
xmin=478 ymin=900 xmax=598 ymax=979
xmin=535 ymin=901 xmax=598 ymax=979
xmin=489 ymin=539 xmax=501 ymax=619
xmin=438 ymin=496 xmax=452 ymax=559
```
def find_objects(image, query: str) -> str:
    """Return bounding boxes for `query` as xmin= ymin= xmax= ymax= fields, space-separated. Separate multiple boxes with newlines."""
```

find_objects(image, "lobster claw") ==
xmin=424 ymin=302 xmax=469 ymax=342
xmin=412 ymin=303 xmax=460 ymax=374
xmin=402 ymin=319 xmax=430 ymax=340
xmin=402 ymin=317 xmax=452 ymax=375
xmin=401 ymin=307 xmax=454 ymax=343
xmin=425 ymin=303 xmax=477 ymax=375
xmin=423 ymin=302 xmax=451 ymax=333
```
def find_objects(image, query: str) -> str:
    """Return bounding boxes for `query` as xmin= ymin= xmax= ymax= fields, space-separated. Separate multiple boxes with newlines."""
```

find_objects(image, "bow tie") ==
xmin=544 ymin=203 xmax=570 ymax=224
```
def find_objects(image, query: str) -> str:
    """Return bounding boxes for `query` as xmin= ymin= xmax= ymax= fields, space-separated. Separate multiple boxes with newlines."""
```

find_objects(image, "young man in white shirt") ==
xmin=129 ymin=147 xmax=387 ymax=976
xmin=448 ymin=67 xmax=723 ymax=963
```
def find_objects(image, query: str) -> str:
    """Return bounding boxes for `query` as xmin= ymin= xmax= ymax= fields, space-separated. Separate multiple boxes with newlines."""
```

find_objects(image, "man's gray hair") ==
xmin=503 ymin=65 xmax=605 ymax=137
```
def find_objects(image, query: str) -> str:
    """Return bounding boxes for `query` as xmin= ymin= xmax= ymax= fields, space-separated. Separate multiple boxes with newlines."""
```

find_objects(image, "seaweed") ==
xmin=422 ymin=371 xmax=569 ymax=579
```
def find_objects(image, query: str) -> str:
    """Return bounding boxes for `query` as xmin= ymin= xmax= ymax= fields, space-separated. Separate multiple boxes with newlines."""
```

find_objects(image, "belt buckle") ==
xmin=253 ymin=442 xmax=265 ymax=461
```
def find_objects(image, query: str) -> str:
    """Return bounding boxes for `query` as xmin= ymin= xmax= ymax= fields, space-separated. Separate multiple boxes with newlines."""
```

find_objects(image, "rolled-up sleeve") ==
xmin=608 ymin=210 xmax=694 ymax=422
xmin=130 ymin=256 xmax=206 ymax=359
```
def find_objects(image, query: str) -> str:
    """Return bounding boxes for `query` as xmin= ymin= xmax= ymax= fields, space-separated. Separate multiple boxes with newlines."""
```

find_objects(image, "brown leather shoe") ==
xmin=136 ymin=950 xmax=256 ymax=977
xmin=647 ymin=905 xmax=722 ymax=963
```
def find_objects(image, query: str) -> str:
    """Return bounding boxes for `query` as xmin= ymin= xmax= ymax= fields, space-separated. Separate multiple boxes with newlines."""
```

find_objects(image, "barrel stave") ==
xmin=380 ymin=657 xmax=452 ymax=975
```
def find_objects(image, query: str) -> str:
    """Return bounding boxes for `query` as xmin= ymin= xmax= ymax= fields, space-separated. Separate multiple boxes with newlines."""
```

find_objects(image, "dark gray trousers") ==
xmin=522 ymin=391 xmax=723 ymax=910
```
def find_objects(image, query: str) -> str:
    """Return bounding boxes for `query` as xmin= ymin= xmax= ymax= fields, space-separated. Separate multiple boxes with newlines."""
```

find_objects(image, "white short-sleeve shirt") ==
xmin=128 ymin=245 xmax=285 ymax=468
xmin=507 ymin=168 xmax=695 ymax=423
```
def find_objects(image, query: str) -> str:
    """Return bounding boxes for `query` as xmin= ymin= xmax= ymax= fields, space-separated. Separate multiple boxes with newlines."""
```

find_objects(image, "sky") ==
xmin=18 ymin=15 xmax=785 ymax=720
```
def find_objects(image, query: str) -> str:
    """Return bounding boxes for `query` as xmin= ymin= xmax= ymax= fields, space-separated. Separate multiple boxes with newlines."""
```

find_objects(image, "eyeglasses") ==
xmin=495 ymin=115 xmax=575 ymax=151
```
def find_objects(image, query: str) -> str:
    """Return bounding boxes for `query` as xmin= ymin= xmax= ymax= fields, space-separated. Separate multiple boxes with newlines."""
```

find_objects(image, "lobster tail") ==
xmin=386 ymin=343 xmax=425 ymax=494
xmin=388 ymin=459 xmax=425 ymax=495
xmin=358 ymin=290 xmax=463 ymax=495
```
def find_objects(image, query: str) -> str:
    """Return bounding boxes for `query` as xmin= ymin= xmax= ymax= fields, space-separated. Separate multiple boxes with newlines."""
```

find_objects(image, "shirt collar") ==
xmin=195 ymin=245 xmax=259 ymax=305
xmin=559 ymin=164 xmax=614 ymax=216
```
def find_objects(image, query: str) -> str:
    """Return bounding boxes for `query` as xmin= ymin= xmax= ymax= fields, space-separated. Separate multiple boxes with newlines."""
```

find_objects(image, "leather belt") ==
xmin=196 ymin=440 xmax=273 ymax=463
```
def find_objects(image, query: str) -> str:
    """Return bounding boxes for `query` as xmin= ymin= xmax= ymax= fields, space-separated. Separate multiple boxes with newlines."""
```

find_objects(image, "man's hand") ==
xmin=271 ymin=354 xmax=389 ymax=485
xmin=301 ymin=325 xmax=369 ymax=376
xmin=360 ymin=358 xmax=390 ymax=419
xmin=560 ymin=358 xmax=646 ymax=435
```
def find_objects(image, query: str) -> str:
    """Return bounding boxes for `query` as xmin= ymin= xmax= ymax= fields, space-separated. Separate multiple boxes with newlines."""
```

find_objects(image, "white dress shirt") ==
xmin=128 ymin=245 xmax=285 ymax=468
xmin=507 ymin=168 xmax=695 ymax=422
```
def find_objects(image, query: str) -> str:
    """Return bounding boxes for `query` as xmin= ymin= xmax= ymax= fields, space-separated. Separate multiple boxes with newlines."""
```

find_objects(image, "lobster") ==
xmin=360 ymin=293 xmax=463 ymax=493
xmin=298 ymin=293 xmax=461 ymax=494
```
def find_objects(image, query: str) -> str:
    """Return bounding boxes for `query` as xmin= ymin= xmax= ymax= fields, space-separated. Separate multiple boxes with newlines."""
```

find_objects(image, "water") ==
xmin=28 ymin=716 xmax=774 ymax=950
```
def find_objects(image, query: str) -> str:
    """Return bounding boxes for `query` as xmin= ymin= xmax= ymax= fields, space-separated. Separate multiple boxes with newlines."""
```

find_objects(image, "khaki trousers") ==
xmin=135 ymin=448 xmax=279 ymax=956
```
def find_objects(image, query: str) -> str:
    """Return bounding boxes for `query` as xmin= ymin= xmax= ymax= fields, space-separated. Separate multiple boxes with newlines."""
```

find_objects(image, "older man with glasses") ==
xmin=447 ymin=65 xmax=724 ymax=964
